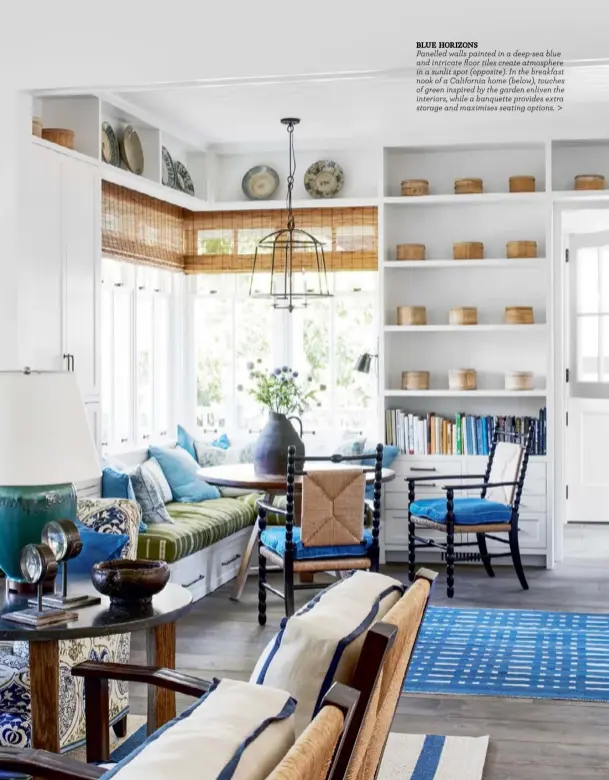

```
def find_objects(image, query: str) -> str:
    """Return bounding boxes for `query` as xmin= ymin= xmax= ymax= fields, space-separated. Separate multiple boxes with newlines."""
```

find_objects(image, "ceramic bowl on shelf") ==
xmin=119 ymin=125 xmax=144 ymax=175
xmin=304 ymin=160 xmax=344 ymax=198
xmin=91 ymin=560 xmax=170 ymax=607
xmin=242 ymin=165 xmax=280 ymax=200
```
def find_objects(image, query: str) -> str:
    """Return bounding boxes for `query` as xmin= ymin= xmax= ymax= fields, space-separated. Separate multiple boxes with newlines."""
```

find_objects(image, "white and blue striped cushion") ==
xmin=251 ymin=570 xmax=404 ymax=735
xmin=101 ymin=679 xmax=296 ymax=780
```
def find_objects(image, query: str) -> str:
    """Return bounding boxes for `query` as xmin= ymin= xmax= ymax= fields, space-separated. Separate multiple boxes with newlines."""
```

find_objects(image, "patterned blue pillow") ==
xmin=130 ymin=465 xmax=174 ymax=524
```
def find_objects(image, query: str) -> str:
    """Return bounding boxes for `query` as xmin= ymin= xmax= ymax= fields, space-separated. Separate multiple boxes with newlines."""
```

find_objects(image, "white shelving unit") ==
xmin=379 ymin=141 xmax=553 ymax=566
xmin=33 ymin=93 xmax=380 ymax=212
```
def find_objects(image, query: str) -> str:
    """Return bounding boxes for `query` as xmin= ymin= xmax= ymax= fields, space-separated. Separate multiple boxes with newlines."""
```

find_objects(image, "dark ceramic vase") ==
xmin=253 ymin=412 xmax=305 ymax=476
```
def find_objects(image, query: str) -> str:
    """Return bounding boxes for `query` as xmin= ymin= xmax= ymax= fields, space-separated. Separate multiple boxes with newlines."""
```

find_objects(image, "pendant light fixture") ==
xmin=249 ymin=118 xmax=332 ymax=312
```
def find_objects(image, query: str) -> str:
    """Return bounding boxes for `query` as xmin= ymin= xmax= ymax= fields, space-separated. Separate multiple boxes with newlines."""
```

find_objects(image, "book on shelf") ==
xmin=385 ymin=408 xmax=546 ymax=456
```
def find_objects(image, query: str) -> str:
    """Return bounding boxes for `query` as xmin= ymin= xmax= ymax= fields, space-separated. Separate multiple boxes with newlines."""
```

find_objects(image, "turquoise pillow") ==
xmin=361 ymin=445 xmax=400 ymax=500
xmin=212 ymin=433 xmax=231 ymax=450
xmin=177 ymin=425 xmax=197 ymax=460
xmin=149 ymin=446 xmax=220 ymax=502
xmin=70 ymin=521 xmax=129 ymax=574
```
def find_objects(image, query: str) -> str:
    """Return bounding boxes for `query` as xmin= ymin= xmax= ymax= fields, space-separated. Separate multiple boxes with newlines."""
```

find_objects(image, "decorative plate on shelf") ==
xmin=304 ymin=160 xmax=344 ymax=198
xmin=175 ymin=161 xmax=195 ymax=195
xmin=119 ymin=125 xmax=144 ymax=175
xmin=101 ymin=122 xmax=120 ymax=166
xmin=242 ymin=165 xmax=280 ymax=200
xmin=162 ymin=146 xmax=176 ymax=188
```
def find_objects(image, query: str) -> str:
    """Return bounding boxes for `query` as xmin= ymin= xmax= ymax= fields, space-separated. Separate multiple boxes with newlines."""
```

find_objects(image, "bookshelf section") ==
xmin=380 ymin=141 xmax=551 ymax=562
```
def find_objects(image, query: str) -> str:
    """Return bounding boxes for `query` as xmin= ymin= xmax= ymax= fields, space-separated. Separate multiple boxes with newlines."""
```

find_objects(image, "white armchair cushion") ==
xmin=104 ymin=679 xmax=295 ymax=780
xmin=250 ymin=570 xmax=404 ymax=734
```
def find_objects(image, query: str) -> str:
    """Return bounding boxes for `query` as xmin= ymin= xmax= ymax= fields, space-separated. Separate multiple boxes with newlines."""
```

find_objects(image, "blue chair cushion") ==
xmin=261 ymin=526 xmax=374 ymax=560
xmin=410 ymin=497 xmax=512 ymax=525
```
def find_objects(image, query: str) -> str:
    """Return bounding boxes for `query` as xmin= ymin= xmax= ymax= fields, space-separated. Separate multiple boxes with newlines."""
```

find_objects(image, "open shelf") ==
xmin=101 ymin=162 xmax=207 ymax=209
xmin=383 ymin=257 xmax=545 ymax=270
xmin=383 ymin=389 xmax=547 ymax=398
xmin=384 ymin=324 xmax=546 ymax=333
xmin=207 ymin=196 xmax=380 ymax=211
xmin=383 ymin=192 xmax=547 ymax=206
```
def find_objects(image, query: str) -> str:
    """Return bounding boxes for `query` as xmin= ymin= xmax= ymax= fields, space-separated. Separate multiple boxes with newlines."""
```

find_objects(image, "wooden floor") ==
xmin=130 ymin=524 xmax=609 ymax=779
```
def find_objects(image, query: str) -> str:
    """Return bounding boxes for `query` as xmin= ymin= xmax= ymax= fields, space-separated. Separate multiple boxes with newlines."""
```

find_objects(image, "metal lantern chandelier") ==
xmin=249 ymin=118 xmax=332 ymax=312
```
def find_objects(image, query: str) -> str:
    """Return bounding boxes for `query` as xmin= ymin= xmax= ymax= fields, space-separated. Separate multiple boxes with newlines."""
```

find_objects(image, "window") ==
xmin=101 ymin=257 xmax=177 ymax=451
xmin=191 ymin=272 xmax=377 ymax=436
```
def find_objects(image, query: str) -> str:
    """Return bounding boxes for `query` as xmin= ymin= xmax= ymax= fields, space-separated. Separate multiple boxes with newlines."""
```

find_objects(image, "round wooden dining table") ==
xmin=198 ymin=462 xmax=395 ymax=601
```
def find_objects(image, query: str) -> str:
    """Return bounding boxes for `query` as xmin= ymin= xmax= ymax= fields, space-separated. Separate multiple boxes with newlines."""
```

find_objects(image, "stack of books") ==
xmin=385 ymin=408 xmax=547 ymax=456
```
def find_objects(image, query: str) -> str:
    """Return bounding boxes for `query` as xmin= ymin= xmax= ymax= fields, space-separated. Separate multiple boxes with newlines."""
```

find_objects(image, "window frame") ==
xmin=101 ymin=256 xmax=179 ymax=453
xmin=188 ymin=271 xmax=378 ymax=438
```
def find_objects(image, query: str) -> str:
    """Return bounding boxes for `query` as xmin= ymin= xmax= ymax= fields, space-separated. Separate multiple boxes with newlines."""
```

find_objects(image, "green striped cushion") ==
xmin=136 ymin=497 xmax=257 ymax=563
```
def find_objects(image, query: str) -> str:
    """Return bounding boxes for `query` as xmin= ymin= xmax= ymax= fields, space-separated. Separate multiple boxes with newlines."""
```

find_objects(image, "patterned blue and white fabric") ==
xmin=410 ymin=498 xmax=512 ymax=525
xmin=405 ymin=607 xmax=609 ymax=701
xmin=0 ymin=499 xmax=140 ymax=751
xmin=129 ymin=465 xmax=174 ymax=525
xmin=379 ymin=733 xmax=489 ymax=779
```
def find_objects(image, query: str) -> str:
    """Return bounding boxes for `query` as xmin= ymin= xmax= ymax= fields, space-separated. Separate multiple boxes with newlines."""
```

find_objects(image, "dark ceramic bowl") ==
xmin=91 ymin=560 xmax=170 ymax=606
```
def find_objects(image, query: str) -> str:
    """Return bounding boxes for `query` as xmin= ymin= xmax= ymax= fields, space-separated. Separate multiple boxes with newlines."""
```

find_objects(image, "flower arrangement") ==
xmin=244 ymin=362 xmax=324 ymax=417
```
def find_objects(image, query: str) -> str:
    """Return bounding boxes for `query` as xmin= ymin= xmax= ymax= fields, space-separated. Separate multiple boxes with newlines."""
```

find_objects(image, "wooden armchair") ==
xmin=0 ymin=569 xmax=436 ymax=780
xmin=258 ymin=444 xmax=384 ymax=622
xmin=407 ymin=423 xmax=534 ymax=598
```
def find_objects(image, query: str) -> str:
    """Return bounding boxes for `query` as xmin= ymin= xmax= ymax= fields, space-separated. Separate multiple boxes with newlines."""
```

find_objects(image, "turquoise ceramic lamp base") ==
xmin=0 ymin=483 xmax=76 ymax=590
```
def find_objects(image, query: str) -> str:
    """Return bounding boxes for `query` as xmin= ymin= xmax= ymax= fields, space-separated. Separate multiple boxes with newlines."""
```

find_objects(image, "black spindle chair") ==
xmin=257 ymin=443 xmax=384 ymax=624
xmin=407 ymin=421 xmax=534 ymax=598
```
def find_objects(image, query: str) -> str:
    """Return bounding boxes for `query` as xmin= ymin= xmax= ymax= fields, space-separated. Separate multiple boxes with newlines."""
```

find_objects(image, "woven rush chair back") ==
xmin=343 ymin=575 xmax=433 ymax=780
xmin=266 ymin=697 xmax=348 ymax=780
xmin=301 ymin=469 xmax=366 ymax=548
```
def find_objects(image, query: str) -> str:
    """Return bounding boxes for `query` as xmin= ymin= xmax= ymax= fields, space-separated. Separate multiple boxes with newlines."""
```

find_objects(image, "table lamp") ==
xmin=0 ymin=369 xmax=101 ymax=591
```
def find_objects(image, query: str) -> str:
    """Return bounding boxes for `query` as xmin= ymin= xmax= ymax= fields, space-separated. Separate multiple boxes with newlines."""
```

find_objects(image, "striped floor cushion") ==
xmin=137 ymin=497 xmax=257 ymax=563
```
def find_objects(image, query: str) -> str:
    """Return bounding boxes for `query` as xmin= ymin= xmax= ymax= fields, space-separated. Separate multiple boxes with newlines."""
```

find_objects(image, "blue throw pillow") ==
xmin=70 ymin=520 xmax=129 ymax=575
xmin=101 ymin=467 xmax=147 ymax=533
xmin=361 ymin=445 xmax=400 ymax=500
xmin=149 ymin=446 xmax=220 ymax=503
xmin=177 ymin=425 xmax=197 ymax=460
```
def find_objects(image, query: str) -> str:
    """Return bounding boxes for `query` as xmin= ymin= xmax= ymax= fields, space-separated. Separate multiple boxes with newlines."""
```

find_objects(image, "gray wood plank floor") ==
xmin=130 ymin=525 xmax=609 ymax=779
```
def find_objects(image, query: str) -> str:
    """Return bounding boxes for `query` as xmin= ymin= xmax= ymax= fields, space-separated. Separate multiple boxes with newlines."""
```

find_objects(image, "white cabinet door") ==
xmin=85 ymin=400 xmax=101 ymax=453
xmin=23 ymin=144 xmax=64 ymax=371
xmin=63 ymin=156 xmax=100 ymax=400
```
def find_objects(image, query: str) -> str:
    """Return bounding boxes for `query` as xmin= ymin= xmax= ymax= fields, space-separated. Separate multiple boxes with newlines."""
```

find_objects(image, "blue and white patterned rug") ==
xmin=405 ymin=606 xmax=609 ymax=701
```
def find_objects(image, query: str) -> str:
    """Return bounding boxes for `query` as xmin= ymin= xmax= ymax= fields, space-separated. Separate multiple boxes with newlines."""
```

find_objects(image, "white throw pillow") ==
xmin=107 ymin=679 xmax=295 ymax=780
xmin=140 ymin=457 xmax=173 ymax=504
xmin=250 ymin=570 xmax=404 ymax=735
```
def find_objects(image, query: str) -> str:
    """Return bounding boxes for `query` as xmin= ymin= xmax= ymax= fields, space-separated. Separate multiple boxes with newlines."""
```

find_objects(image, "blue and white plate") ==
xmin=162 ymin=146 xmax=176 ymax=188
xmin=304 ymin=160 xmax=344 ymax=198
xmin=101 ymin=122 xmax=120 ymax=166
xmin=175 ymin=160 xmax=195 ymax=195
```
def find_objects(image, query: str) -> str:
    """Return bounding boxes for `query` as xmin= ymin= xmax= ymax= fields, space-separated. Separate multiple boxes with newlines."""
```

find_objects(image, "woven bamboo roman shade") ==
xmin=102 ymin=182 xmax=185 ymax=271
xmin=183 ymin=207 xmax=378 ymax=274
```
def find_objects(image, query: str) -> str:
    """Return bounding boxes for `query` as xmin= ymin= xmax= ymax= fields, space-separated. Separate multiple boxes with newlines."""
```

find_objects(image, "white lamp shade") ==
xmin=0 ymin=371 xmax=101 ymax=485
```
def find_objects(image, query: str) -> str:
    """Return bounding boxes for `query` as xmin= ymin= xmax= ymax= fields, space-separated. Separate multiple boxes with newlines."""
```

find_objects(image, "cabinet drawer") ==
xmin=384 ymin=510 xmax=445 ymax=547
xmin=388 ymin=459 xmax=462 ymax=492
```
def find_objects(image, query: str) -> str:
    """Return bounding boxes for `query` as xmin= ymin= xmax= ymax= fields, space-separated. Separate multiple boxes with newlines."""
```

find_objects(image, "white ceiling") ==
xmin=114 ymin=63 xmax=609 ymax=150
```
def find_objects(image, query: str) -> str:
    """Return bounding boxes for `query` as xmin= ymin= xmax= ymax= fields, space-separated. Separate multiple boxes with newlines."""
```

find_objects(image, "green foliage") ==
xmin=246 ymin=364 xmax=323 ymax=416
